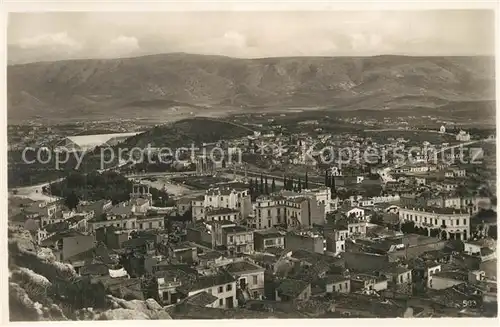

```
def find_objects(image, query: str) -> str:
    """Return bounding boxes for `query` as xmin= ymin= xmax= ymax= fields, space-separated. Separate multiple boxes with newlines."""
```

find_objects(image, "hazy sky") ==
xmin=7 ymin=10 xmax=494 ymax=63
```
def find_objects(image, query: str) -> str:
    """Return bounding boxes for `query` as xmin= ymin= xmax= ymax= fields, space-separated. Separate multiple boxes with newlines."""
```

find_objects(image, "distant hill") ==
xmin=121 ymin=117 xmax=254 ymax=148
xmin=7 ymin=53 xmax=495 ymax=121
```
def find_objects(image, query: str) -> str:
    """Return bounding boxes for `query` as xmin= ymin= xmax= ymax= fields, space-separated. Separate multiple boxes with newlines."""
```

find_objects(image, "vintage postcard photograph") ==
xmin=4 ymin=3 xmax=498 ymax=322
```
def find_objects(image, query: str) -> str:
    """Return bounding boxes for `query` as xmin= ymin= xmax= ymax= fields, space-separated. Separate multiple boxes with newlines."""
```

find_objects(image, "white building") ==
xmin=399 ymin=206 xmax=470 ymax=240
xmin=372 ymin=194 xmax=400 ymax=204
xmin=163 ymin=272 xmax=237 ymax=308
xmin=456 ymin=130 xmax=471 ymax=142
xmin=204 ymin=187 xmax=250 ymax=209
xmin=427 ymin=196 xmax=490 ymax=214
xmin=225 ymin=261 xmax=266 ymax=300
xmin=192 ymin=186 xmax=252 ymax=221
xmin=329 ymin=229 xmax=348 ymax=255
xmin=439 ymin=125 xmax=446 ymax=134
xmin=252 ymin=193 xmax=325 ymax=230
xmin=346 ymin=207 xmax=366 ymax=220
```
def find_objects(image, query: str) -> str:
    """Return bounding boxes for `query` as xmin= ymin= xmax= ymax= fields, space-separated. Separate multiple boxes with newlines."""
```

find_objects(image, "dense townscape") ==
xmin=6 ymin=9 xmax=497 ymax=322
xmin=7 ymin=112 xmax=497 ymax=320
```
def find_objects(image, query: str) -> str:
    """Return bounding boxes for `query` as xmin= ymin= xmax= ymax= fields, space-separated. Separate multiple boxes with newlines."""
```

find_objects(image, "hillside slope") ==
xmin=7 ymin=53 xmax=495 ymax=120
xmin=121 ymin=117 xmax=254 ymax=148
xmin=8 ymin=225 xmax=172 ymax=321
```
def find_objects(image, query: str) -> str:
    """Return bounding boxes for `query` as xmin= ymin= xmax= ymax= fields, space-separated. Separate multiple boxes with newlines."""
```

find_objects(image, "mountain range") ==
xmin=7 ymin=53 xmax=495 ymax=121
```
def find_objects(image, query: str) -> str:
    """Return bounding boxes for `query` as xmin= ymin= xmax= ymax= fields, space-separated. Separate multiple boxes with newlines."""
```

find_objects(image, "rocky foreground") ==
xmin=8 ymin=225 xmax=172 ymax=321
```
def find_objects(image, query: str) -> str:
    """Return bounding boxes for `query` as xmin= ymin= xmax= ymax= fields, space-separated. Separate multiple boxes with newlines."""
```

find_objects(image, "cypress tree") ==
xmin=298 ymin=178 xmax=302 ymax=192
xmin=260 ymin=174 xmax=264 ymax=194
xmin=249 ymin=179 xmax=254 ymax=197
xmin=283 ymin=175 xmax=287 ymax=190
xmin=330 ymin=175 xmax=336 ymax=199
xmin=254 ymin=178 xmax=259 ymax=197
xmin=271 ymin=178 xmax=276 ymax=193
xmin=264 ymin=176 xmax=269 ymax=195
xmin=325 ymin=170 xmax=330 ymax=187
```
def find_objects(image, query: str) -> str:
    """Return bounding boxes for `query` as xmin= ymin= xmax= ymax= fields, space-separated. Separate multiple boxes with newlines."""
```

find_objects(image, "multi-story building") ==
xmin=303 ymin=187 xmax=335 ymax=215
xmin=24 ymin=201 xmax=59 ymax=222
xmin=204 ymin=186 xmax=251 ymax=210
xmin=168 ymin=242 xmax=198 ymax=264
xmin=157 ymin=275 xmax=182 ymax=305
xmin=326 ymin=275 xmax=351 ymax=294
xmin=325 ymin=228 xmax=348 ymax=255
xmin=400 ymin=194 xmax=429 ymax=208
xmin=211 ymin=221 xmax=254 ymax=255
xmin=177 ymin=271 xmax=237 ymax=309
xmin=254 ymin=195 xmax=285 ymax=229
xmin=427 ymin=195 xmax=490 ymax=214
xmin=427 ymin=195 xmax=462 ymax=209
xmin=253 ymin=194 xmax=325 ymax=230
xmin=461 ymin=196 xmax=491 ymax=214
xmin=225 ymin=260 xmax=265 ymax=300
xmin=399 ymin=206 xmax=471 ymax=240
xmin=87 ymin=215 xmax=164 ymax=232
xmin=284 ymin=197 xmax=325 ymax=228
xmin=410 ymin=260 xmax=442 ymax=288
xmin=350 ymin=274 xmax=388 ymax=294
xmin=380 ymin=266 xmax=412 ymax=285
xmin=192 ymin=196 xmax=206 ymax=221
xmin=345 ymin=207 xmax=366 ymax=220
xmin=136 ymin=216 xmax=164 ymax=230
xmin=254 ymin=229 xmax=285 ymax=252
xmin=206 ymin=207 xmax=241 ymax=223
xmin=40 ymin=230 xmax=96 ymax=262
xmin=346 ymin=222 xmax=368 ymax=237
xmin=77 ymin=199 xmax=113 ymax=218
xmin=285 ymin=230 xmax=326 ymax=254
xmin=440 ymin=180 xmax=459 ymax=192
xmin=192 ymin=186 xmax=252 ymax=221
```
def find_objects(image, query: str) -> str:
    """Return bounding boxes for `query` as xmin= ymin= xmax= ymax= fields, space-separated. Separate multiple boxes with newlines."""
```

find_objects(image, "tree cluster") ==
xmin=324 ymin=170 xmax=336 ymax=199
xmin=50 ymin=171 xmax=170 ymax=206
xmin=248 ymin=175 xmax=276 ymax=200
xmin=283 ymin=175 xmax=301 ymax=192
